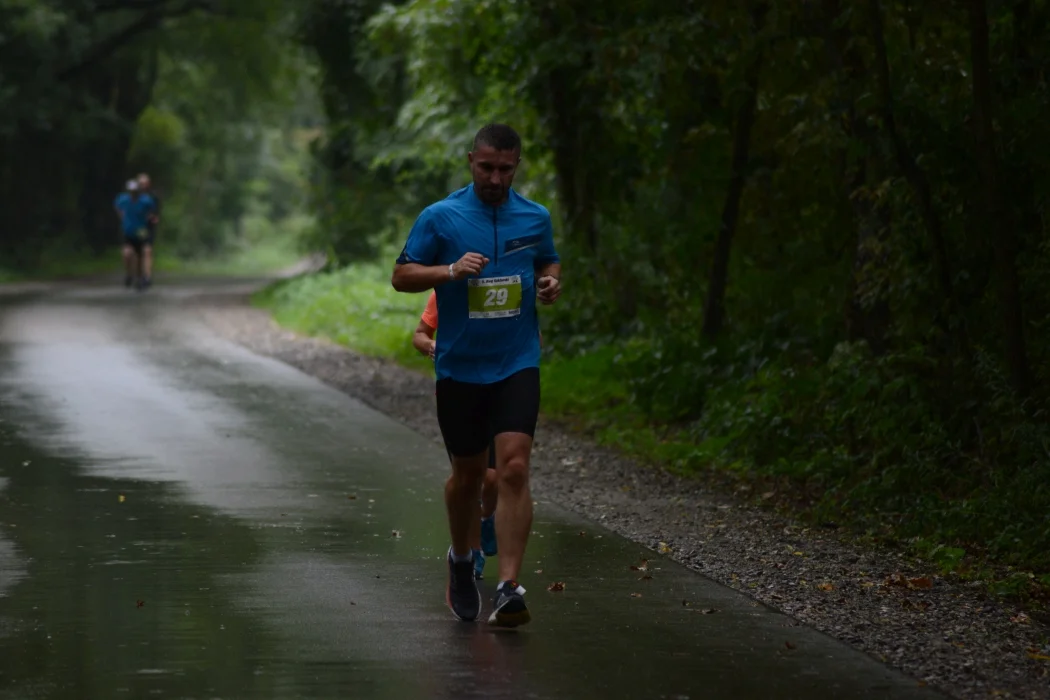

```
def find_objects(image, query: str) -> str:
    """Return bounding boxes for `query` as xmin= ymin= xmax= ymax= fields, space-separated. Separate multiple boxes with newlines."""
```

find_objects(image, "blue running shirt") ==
xmin=396 ymin=184 xmax=560 ymax=384
xmin=114 ymin=193 xmax=157 ymax=238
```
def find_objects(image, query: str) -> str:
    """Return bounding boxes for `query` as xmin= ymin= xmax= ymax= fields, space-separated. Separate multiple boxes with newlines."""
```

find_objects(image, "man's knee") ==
xmin=498 ymin=454 xmax=530 ymax=492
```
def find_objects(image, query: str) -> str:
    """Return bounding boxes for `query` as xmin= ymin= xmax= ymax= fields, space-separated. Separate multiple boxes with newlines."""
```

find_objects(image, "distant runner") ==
xmin=114 ymin=179 xmax=157 ymax=291
xmin=413 ymin=291 xmax=500 ymax=582
xmin=392 ymin=123 xmax=562 ymax=627
xmin=137 ymin=173 xmax=161 ymax=284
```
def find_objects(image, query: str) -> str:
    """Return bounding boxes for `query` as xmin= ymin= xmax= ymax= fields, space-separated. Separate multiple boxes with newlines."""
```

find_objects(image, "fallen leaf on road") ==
xmin=347 ymin=495 xmax=357 ymax=500
xmin=785 ymin=642 xmax=796 ymax=650
xmin=136 ymin=600 xmax=145 ymax=608
xmin=691 ymin=608 xmax=717 ymax=615
xmin=658 ymin=542 xmax=672 ymax=554
xmin=534 ymin=569 xmax=543 ymax=574
xmin=818 ymin=582 xmax=834 ymax=591
xmin=118 ymin=494 xmax=126 ymax=503
xmin=390 ymin=530 xmax=402 ymax=539
xmin=630 ymin=593 xmax=642 ymax=598
xmin=629 ymin=559 xmax=650 ymax=572
xmin=640 ymin=574 xmax=653 ymax=581
xmin=547 ymin=582 xmax=565 ymax=592
xmin=578 ymin=531 xmax=586 ymax=537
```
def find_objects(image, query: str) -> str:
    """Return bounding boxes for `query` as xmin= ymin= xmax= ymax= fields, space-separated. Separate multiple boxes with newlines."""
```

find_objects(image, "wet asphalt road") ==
xmin=0 ymin=279 xmax=944 ymax=700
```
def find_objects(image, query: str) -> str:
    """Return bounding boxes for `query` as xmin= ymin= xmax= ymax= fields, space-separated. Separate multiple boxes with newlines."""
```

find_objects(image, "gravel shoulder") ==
xmin=190 ymin=291 xmax=1050 ymax=700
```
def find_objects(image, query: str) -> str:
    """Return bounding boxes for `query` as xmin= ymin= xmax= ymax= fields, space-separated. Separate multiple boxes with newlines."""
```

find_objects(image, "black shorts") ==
xmin=446 ymin=440 xmax=497 ymax=469
xmin=437 ymin=368 xmax=540 ymax=458
xmin=124 ymin=234 xmax=154 ymax=254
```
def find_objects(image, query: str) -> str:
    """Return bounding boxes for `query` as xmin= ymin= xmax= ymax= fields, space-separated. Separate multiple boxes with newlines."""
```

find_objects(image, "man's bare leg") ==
xmin=141 ymin=244 xmax=153 ymax=281
xmin=122 ymin=245 xmax=137 ymax=284
xmin=493 ymin=432 xmax=533 ymax=583
xmin=446 ymin=452 xmax=487 ymax=557
xmin=481 ymin=467 xmax=498 ymax=518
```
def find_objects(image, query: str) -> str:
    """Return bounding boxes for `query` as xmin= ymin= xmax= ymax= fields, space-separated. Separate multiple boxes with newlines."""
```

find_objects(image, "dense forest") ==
xmin=4 ymin=0 xmax=1050 ymax=581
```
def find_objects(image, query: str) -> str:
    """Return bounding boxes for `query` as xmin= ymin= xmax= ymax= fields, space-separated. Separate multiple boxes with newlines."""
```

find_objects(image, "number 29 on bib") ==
xmin=467 ymin=275 xmax=523 ymax=319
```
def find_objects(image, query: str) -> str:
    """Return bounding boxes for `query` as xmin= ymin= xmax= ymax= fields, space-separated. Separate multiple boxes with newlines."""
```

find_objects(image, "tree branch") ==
xmin=58 ymin=0 xmax=215 ymax=82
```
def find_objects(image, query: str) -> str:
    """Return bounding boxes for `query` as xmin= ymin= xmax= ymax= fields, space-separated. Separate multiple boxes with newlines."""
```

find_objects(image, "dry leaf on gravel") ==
xmin=547 ymin=582 xmax=565 ymax=592
xmin=884 ymin=573 xmax=934 ymax=590
xmin=817 ymin=582 xmax=834 ymax=591
xmin=1012 ymin=612 xmax=1031 ymax=624
xmin=658 ymin=542 xmax=672 ymax=554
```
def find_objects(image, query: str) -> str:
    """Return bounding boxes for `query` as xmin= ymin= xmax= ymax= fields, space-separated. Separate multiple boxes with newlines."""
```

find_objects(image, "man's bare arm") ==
xmin=536 ymin=262 xmax=561 ymax=280
xmin=536 ymin=262 xmax=562 ymax=305
xmin=391 ymin=253 xmax=489 ymax=293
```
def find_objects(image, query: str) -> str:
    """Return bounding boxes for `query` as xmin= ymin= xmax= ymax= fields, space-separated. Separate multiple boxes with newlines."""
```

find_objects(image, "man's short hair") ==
xmin=473 ymin=124 xmax=521 ymax=153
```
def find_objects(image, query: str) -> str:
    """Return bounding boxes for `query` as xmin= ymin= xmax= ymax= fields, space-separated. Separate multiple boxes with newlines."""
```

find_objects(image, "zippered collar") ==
xmin=467 ymin=183 xmax=515 ymax=213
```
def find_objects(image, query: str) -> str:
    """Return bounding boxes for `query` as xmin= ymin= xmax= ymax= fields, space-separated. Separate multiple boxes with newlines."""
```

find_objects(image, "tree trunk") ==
xmin=822 ymin=0 xmax=892 ymax=353
xmin=867 ymin=0 xmax=954 ymax=315
xmin=701 ymin=4 xmax=766 ymax=339
xmin=969 ymin=0 xmax=1032 ymax=395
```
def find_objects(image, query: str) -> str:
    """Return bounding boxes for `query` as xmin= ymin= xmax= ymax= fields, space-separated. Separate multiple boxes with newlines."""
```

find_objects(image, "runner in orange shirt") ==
xmin=413 ymin=292 xmax=499 ymax=580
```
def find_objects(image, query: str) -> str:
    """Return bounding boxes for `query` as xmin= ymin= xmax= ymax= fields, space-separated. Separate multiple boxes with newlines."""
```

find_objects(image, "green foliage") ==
xmin=254 ymin=252 xmax=434 ymax=373
xmin=282 ymin=0 xmax=1050 ymax=579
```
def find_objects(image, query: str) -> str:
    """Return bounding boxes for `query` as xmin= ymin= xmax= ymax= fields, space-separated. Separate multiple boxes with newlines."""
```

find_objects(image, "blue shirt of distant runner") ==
xmin=396 ymin=184 xmax=560 ymax=384
xmin=114 ymin=193 xmax=156 ymax=239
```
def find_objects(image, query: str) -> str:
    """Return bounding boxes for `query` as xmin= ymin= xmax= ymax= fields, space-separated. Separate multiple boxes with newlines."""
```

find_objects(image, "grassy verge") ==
xmin=0 ymin=237 xmax=300 ymax=284
xmin=256 ymin=258 xmax=1050 ymax=605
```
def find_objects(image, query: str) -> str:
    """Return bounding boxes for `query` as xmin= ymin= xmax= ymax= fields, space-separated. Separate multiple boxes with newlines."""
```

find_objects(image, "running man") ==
xmin=114 ymin=180 xmax=157 ymax=290
xmin=413 ymin=291 xmax=500 ymax=581
xmin=392 ymin=123 xmax=561 ymax=627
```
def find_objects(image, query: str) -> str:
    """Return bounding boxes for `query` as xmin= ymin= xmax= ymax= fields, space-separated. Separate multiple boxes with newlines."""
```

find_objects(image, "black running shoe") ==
xmin=488 ymin=580 xmax=530 ymax=628
xmin=445 ymin=547 xmax=480 ymax=621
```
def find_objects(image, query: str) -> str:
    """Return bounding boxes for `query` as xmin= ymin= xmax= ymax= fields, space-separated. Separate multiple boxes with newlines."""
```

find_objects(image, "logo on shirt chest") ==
xmin=504 ymin=234 xmax=542 ymax=256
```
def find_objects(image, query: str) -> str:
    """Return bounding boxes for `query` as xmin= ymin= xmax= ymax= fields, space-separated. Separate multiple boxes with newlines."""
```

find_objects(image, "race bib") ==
xmin=468 ymin=275 xmax=522 ymax=319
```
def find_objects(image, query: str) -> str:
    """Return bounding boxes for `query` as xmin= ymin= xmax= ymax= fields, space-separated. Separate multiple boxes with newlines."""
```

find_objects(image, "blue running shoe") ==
xmin=480 ymin=515 xmax=497 ymax=557
xmin=473 ymin=548 xmax=486 ymax=580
